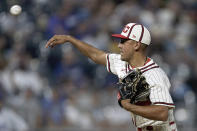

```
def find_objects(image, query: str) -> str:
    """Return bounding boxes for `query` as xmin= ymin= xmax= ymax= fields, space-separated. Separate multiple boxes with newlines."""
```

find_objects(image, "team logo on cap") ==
xmin=122 ymin=25 xmax=130 ymax=33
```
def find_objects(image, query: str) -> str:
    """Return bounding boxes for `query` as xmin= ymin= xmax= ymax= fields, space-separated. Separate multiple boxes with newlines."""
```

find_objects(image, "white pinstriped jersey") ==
xmin=106 ymin=53 xmax=177 ymax=131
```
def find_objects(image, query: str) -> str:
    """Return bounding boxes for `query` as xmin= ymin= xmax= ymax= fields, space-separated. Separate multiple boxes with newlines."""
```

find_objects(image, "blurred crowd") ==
xmin=0 ymin=0 xmax=197 ymax=130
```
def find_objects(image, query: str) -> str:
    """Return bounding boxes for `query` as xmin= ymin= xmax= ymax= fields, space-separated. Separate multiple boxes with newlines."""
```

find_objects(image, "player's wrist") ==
xmin=121 ymin=99 xmax=131 ymax=110
xmin=63 ymin=35 xmax=71 ymax=42
xmin=66 ymin=35 xmax=78 ymax=45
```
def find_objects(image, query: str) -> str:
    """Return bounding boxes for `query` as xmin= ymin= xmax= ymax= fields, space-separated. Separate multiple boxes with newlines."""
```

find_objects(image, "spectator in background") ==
xmin=41 ymin=88 xmax=67 ymax=127
xmin=0 ymin=86 xmax=29 ymax=131
xmin=6 ymin=88 xmax=42 ymax=130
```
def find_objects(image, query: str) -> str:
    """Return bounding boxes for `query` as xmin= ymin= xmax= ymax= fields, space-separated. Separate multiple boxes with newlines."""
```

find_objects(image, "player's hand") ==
xmin=45 ymin=35 xmax=70 ymax=48
xmin=121 ymin=99 xmax=131 ymax=110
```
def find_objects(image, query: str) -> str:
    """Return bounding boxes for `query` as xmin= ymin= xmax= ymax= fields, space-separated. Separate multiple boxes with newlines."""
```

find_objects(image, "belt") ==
xmin=137 ymin=126 xmax=153 ymax=131
xmin=137 ymin=121 xmax=175 ymax=131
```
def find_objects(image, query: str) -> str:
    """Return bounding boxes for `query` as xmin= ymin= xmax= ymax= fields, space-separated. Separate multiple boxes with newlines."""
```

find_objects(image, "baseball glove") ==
xmin=117 ymin=69 xmax=150 ymax=107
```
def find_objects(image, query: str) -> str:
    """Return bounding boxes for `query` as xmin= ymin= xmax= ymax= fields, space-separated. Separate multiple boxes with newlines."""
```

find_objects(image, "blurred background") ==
xmin=0 ymin=0 xmax=197 ymax=131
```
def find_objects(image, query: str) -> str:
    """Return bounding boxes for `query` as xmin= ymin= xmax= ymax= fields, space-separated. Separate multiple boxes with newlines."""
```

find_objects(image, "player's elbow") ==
xmin=159 ymin=108 xmax=168 ymax=121
xmin=91 ymin=52 xmax=106 ymax=65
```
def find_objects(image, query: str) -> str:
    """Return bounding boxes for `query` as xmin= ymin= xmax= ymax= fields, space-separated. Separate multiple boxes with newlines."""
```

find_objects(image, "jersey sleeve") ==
xmin=145 ymin=68 xmax=175 ymax=108
xmin=150 ymin=85 xmax=175 ymax=108
xmin=106 ymin=53 xmax=124 ymax=75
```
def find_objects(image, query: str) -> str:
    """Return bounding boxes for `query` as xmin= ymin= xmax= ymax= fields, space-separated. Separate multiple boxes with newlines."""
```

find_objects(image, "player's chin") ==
xmin=121 ymin=55 xmax=129 ymax=62
xmin=120 ymin=55 xmax=126 ymax=61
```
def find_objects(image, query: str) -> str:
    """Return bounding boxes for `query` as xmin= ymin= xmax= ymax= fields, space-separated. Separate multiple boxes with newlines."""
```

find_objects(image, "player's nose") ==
xmin=118 ymin=43 xmax=123 ymax=48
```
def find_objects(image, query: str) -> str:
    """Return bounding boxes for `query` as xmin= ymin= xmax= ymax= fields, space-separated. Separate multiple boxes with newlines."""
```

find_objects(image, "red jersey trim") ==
xmin=127 ymin=64 xmax=159 ymax=74
xmin=107 ymin=55 xmax=111 ymax=73
xmin=127 ymin=58 xmax=152 ymax=71
xmin=169 ymin=121 xmax=175 ymax=125
xmin=141 ymin=66 xmax=159 ymax=73
xmin=144 ymin=57 xmax=151 ymax=66
xmin=125 ymin=64 xmax=128 ymax=73
xmin=140 ymin=62 xmax=155 ymax=70
xmin=128 ymin=64 xmax=132 ymax=71
xmin=153 ymin=102 xmax=175 ymax=106
xmin=137 ymin=128 xmax=142 ymax=131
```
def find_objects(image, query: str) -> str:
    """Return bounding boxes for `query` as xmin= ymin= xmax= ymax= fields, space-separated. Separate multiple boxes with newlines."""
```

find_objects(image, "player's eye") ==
xmin=120 ymin=38 xmax=129 ymax=44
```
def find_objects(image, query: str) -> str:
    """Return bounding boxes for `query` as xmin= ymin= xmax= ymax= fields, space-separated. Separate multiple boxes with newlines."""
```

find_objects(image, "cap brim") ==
xmin=111 ymin=34 xmax=128 ymax=39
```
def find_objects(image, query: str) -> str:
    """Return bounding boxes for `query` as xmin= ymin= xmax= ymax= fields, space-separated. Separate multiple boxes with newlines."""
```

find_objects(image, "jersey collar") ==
xmin=128 ymin=57 xmax=152 ymax=70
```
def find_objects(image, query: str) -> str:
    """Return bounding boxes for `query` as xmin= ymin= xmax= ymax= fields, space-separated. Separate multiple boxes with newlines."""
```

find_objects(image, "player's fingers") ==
xmin=50 ymin=45 xmax=54 ymax=48
xmin=45 ymin=39 xmax=53 ymax=48
xmin=46 ymin=39 xmax=55 ymax=48
xmin=45 ymin=37 xmax=56 ymax=48
xmin=122 ymin=99 xmax=131 ymax=103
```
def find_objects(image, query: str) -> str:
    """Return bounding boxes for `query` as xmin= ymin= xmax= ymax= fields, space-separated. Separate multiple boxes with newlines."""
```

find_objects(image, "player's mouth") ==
xmin=120 ymin=51 xmax=124 ymax=55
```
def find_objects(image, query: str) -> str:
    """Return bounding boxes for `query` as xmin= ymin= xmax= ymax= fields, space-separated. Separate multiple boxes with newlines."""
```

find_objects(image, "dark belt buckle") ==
xmin=146 ymin=126 xmax=153 ymax=130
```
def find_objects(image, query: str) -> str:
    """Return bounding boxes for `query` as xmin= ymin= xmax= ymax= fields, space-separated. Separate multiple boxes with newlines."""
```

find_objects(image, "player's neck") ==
xmin=129 ymin=54 xmax=147 ymax=68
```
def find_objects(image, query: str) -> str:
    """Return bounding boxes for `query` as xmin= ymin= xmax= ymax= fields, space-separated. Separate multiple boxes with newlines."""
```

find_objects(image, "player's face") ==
xmin=118 ymin=39 xmax=135 ymax=62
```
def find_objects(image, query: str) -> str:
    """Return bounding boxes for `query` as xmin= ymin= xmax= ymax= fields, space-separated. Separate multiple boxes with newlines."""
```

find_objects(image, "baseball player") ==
xmin=46 ymin=23 xmax=177 ymax=131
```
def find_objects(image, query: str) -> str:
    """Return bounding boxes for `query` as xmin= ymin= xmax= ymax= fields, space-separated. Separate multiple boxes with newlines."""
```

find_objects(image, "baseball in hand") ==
xmin=10 ymin=5 xmax=22 ymax=15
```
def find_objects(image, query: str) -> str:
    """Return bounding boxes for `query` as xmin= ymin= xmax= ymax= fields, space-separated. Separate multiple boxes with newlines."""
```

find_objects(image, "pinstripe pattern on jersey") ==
xmin=145 ymin=67 xmax=175 ymax=108
xmin=106 ymin=54 xmax=174 ymax=106
xmin=106 ymin=54 xmax=177 ymax=130
xmin=106 ymin=54 xmax=126 ymax=76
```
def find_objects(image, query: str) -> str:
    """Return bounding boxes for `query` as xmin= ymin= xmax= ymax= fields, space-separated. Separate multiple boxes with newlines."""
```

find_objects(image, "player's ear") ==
xmin=134 ymin=41 xmax=141 ymax=51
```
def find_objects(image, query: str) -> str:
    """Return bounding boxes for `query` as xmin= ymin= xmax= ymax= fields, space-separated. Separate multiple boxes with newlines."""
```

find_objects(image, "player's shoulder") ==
xmin=139 ymin=58 xmax=160 ymax=74
xmin=107 ymin=53 xmax=121 ymax=60
xmin=140 ymin=58 xmax=164 ymax=74
xmin=107 ymin=53 xmax=125 ymax=64
xmin=106 ymin=53 xmax=127 ymax=77
xmin=140 ymin=59 xmax=170 ymax=85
